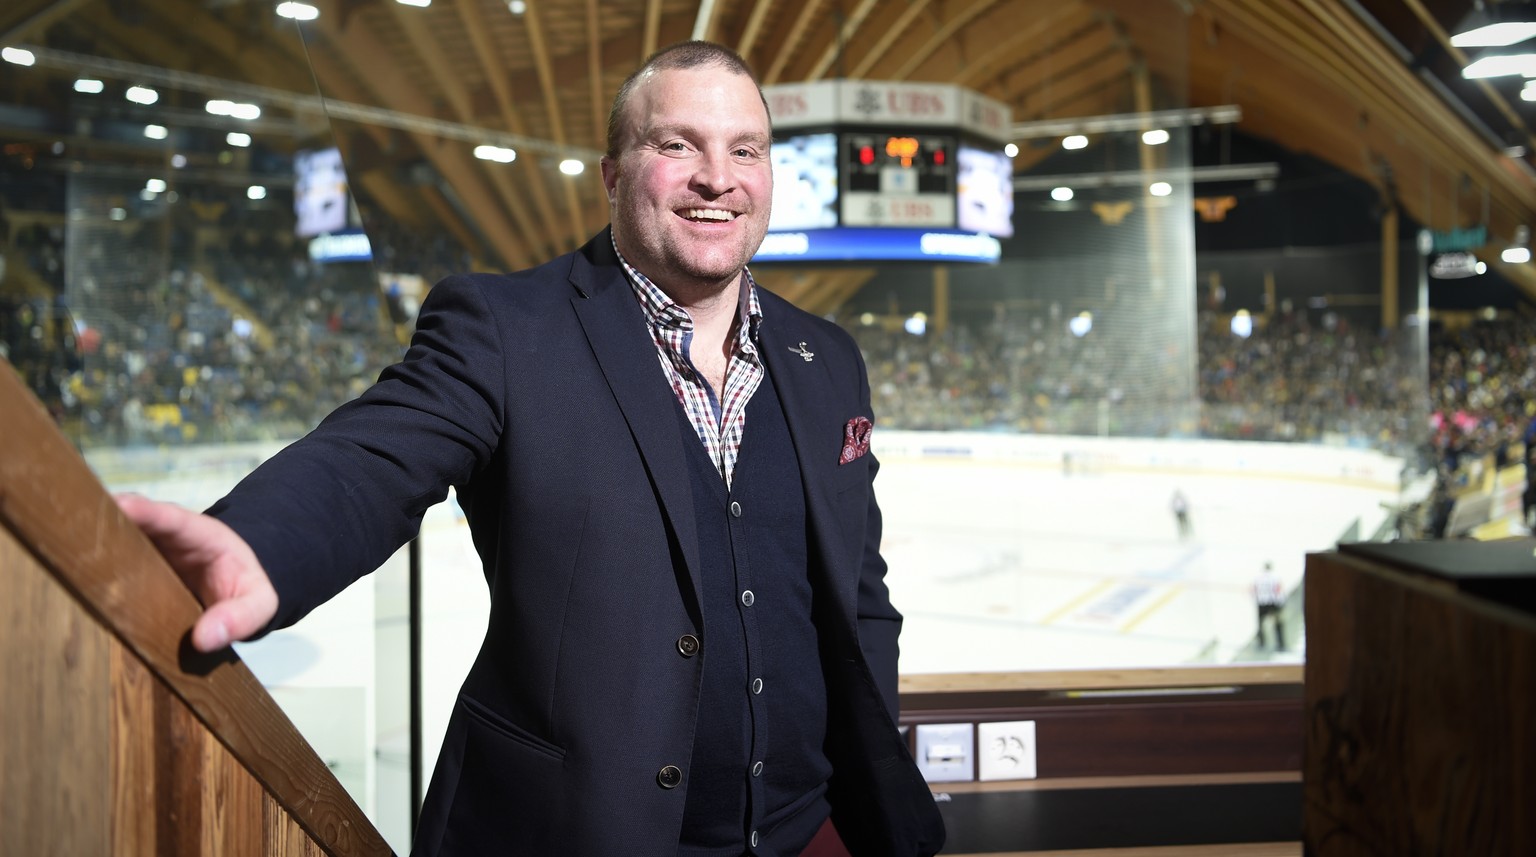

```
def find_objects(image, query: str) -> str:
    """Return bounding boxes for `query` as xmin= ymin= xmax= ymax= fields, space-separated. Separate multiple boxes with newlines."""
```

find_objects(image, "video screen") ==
xmin=769 ymin=132 xmax=838 ymax=231
xmin=957 ymin=144 xmax=1014 ymax=238
xmin=293 ymin=146 xmax=350 ymax=238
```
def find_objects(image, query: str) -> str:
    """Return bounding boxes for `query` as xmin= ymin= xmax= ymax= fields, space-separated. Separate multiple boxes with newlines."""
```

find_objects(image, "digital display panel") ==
xmin=769 ymin=132 xmax=839 ymax=231
xmin=957 ymin=144 xmax=1014 ymax=238
xmin=840 ymin=132 xmax=955 ymax=228
xmin=293 ymin=146 xmax=349 ymax=238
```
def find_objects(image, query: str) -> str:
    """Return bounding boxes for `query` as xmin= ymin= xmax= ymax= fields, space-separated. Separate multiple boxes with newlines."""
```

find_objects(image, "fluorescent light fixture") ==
xmin=146 ymin=179 xmax=167 ymax=193
xmin=206 ymin=100 xmax=262 ymax=120
xmin=474 ymin=144 xmax=517 ymax=163
xmin=1454 ymin=22 xmax=1536 ymax=46
xmin=74 ymin=78 xmax=104 ymax=94
xmin=144 ymin=124 xmax=168 ymax=140
xmin=276 ymin=2 xmax=319 ymax=20
xmin=171 ymin=154 xmax=187 ymax=169
xmin=396 ymin=0 xmax=431 ymax=6
xmin=126 ymin=85 xmax=159 ymax=105
xmin=559 ymin=159 xmax=585 ymax=175
xmin=1062 ymin=134 xmax=1088 ymax=150
xmin=1050 ymin=187 xmax=1074 ymax=202
xmin=247 ymin=185 xmax=268 ymax=200
xmin=226 ymin=131 xmax=252 ymax=147
xmin=508 ymin=0 xmax=527 ymax=13
xmin=2 ymin=47 xmax=35 ymax=66
xmin=1142 ymin=128 xmax=1170 ymax=145
xmin=1003 ymin=143 xmax=1019 ymax=158
xmin=1462 ymin=52 xmax=1536 ymax=78
xmin=1149 ymin=181 xmax=1173 ymax=197
xmin=1502 ymin=246 xmax=1531 ymax=263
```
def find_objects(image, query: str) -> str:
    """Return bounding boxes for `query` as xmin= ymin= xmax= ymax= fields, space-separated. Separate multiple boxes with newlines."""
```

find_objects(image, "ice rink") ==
xmin=92 ymin=433 xmax=1398 ymax=852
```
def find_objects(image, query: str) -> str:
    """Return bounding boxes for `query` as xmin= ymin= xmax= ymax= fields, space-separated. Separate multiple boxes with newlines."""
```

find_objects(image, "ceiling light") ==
xmin=474 ymin=144 xmax=516 ymax=163
xmin=559 ymin=159 xmax=585 ymax=175
xmin=1142 ymin=128 xmax=1170 ymax=145
xmin=109 ymin=208 xmax=127 ymax=221
xmin=1452 ymin=3 xmax=1536 ymax=47
xmin=1050 ymin=187 xmax=1074 ymax=201
xmin=146 ymin=178 xmax=167 ymax=193
xmin=2 ymin=47 xmax=35 ymax=66
xmin=126 ymin=85 xmax=159 ymax=105
xmin=1462 ymin=51 xmax=1536 ymax=78
xmin=396 ymin=0 xmax=431 ymax=6
xmin=144 ymin=124 xmax=168 ymax=140
xmin=171 ymin=154 xmax=187 ymax=168
xmin=247 ymin=185 xmax=268 ymax=200
xmin=227 ymin=131 xmax=252 ymax=147
xmin=1149 ymin=181 xmax=1173 ymax=197
xmin=276 ymin=2 xmax=320 ymax=20
xmin=74 ymin=78 xmax=104 ymax=94
xmin=139 ymin=189 xmax=158 ymax=201
xmin=1062 ymin=134 xmax=1088 ymax=150
xmin=1003 ymin=143 xmax=1019 ymax=158
xmin=508 ymin=0 xmax=527 ymax=14
xmin=1502 ymin=246 xmax=1531 ymax=263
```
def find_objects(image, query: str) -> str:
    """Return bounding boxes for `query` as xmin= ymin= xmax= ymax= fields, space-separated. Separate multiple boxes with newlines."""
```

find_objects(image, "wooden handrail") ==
xmin=0 ymin=357 xmax=391 ymax=856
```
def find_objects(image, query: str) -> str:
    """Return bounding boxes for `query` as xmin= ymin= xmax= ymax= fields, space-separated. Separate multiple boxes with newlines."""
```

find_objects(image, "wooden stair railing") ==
xmin=0 ymin=356 xmax=393 ymax=856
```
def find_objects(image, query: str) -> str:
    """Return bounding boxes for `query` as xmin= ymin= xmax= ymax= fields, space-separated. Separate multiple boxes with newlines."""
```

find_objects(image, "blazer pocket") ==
xmin=458 ymin=695 xmax=567 ymax=762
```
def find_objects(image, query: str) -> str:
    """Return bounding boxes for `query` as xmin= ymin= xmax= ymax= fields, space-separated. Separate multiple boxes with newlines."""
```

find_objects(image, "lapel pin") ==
xmin=789 ymin=341 xmax=815 ymax=362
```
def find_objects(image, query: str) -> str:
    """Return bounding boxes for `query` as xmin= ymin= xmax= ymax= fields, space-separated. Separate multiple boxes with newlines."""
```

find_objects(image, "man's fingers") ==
xmin=192 ymin=583 xmax=278 ymax=652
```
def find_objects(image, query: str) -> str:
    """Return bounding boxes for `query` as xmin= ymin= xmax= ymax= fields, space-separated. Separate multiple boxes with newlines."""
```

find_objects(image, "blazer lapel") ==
xmin=758 ymin=303 xmax=860 ymax=629
xmin=568 ymin=238 xmax=703 ymax=613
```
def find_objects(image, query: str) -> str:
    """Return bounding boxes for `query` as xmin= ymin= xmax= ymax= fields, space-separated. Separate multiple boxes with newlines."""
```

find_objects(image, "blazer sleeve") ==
xmin=208 ymin=275 xmax=506 ymax=632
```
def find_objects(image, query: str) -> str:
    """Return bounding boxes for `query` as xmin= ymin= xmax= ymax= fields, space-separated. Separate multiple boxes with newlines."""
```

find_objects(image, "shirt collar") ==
xmin=612 ymin=232 xmax=763 ymax=347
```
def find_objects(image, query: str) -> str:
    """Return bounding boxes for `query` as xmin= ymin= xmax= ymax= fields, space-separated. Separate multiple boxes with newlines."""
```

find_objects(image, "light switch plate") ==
xmin=914 ymin=722 xmax=974 ymax=783
xmin=977 ymin=720 xmax=1037 ymax=781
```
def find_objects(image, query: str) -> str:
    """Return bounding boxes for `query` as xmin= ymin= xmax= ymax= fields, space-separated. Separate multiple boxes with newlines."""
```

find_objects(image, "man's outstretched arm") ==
xmin=116 ymin=493 xmax=279 ymax=652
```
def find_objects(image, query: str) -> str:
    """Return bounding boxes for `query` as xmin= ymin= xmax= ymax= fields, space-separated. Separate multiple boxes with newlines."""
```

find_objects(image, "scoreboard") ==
xmin=758 ymin=80 xmax=1012 ymax=264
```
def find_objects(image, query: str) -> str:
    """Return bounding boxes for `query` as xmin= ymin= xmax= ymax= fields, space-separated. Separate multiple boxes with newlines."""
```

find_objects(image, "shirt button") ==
xmin=752 ymin=760 xmax=764 ymax=777
xmin=741 ymin=590 xmax=754 ymax=607
xmin=657 ymin=765 xmax=683 ymax=789
xmin=730 ymin=501 xmax=742 ymax=517
xmin=676 ymin=634 xmax=700 ymax=658
xmin=751 ymin=677 xmax=763 ymax=694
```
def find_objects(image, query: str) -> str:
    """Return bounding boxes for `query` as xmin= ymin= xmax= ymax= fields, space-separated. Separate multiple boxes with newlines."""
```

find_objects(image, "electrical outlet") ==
xmin=977 ymin=720 xmax=1037 ymax=781
xmin=914 ymin=723 xmax=974 ymax=783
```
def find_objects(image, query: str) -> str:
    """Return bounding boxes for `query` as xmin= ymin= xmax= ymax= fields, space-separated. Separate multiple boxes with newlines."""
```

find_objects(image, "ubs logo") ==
xmin=854 ymin=87 xmax=882 ymax=118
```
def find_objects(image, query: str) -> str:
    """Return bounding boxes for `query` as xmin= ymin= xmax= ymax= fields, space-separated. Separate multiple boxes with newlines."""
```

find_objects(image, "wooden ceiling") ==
xmin=5 ymin=0 xmax=1536 ymax=306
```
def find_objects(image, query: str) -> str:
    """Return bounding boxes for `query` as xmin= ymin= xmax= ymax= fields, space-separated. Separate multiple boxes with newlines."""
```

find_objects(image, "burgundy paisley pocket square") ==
xmin=840 ymin=416 xmax=873 ymax=465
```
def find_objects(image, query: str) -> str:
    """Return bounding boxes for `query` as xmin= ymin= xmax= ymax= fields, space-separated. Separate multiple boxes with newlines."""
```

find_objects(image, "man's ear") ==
xmin=600 ymin=156 xmax=618 ymax=203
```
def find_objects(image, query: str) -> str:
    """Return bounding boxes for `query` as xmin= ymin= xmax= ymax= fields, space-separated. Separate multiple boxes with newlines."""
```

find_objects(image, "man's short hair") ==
xmin=604 ymin=40 xmax=771 ymax=160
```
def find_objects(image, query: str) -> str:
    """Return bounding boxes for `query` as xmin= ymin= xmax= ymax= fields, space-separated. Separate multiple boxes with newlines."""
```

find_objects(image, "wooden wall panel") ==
xmin=0 ymin=523 xmax=112 ymax=857
xmin=110 ymin=643 xmax=158 ymax=856
xmin=1304 ymin=551 xmax=1536 ymax=855
xmin=1 ymin=359 xmax=388 ymax=856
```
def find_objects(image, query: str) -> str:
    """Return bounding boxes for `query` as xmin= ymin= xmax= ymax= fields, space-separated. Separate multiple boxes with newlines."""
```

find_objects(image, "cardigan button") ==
xmin=657 ymin=765 xmax=683 ymax=789
xmin=676 ymin=634 xmax=700 ymax=657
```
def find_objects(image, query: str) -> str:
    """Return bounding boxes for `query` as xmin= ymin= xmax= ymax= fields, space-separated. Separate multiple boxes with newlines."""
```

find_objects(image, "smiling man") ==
xmin=119 ymin=41 xmax=944 ymax=857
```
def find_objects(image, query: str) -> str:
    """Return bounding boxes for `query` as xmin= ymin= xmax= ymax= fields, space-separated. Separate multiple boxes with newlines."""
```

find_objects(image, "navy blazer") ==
xmin=211 ymin=230 xmax=945 ymax=856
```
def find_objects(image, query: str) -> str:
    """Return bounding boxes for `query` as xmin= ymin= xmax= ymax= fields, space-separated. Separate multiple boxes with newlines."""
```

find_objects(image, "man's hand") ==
xmin=115 ymin=493 xmax=280 ymax=652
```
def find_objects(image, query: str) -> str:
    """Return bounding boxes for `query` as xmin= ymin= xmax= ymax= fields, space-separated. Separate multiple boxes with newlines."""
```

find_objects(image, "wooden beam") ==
xmin=763 ymin=0 xmax=828 ymax=85
xmin=452 ymin=0 xmax=567 ymax=261
xmin=0 ymin=0 xmax=97 ymax=45
xmin=844 ymin=0 xmax=936 ymax=81
xmin=523 ymin=0 xmax=591 ymax=248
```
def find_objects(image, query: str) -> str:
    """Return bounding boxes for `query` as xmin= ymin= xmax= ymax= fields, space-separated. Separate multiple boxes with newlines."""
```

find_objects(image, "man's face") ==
xmin=601 ymin=66 xmax=772 ymax=296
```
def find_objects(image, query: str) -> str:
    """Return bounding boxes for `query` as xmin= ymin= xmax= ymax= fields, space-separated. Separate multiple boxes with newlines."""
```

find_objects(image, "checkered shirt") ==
xmin=614 ymin=238 xmax=765 ymax=487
